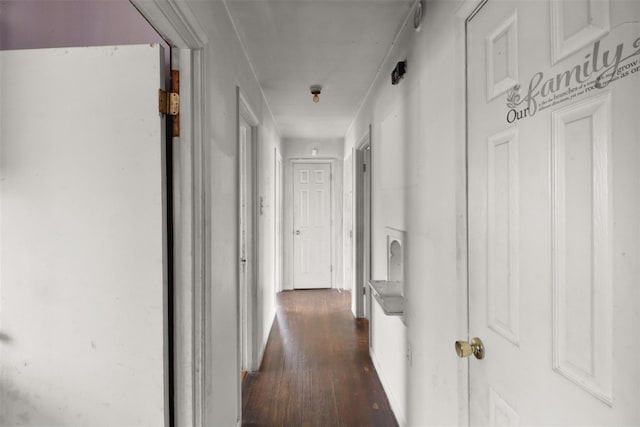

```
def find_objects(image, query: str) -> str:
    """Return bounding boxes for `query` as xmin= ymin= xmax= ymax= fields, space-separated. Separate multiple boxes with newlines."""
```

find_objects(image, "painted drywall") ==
xmin=371 ymin=300 xmax=408 ymax=426
xmin=343 ymin=0 xmax=466 ymax=425
xmin=181 ymin=2 xmax=283 ymax=424
xmin=283 ymin=137 xmax=344 ymax=160
xmin=0 ymin=0 xmax=169 ymax=67
xmin=282 ymin=138 xmax=344 ymax=291
xmin=256 ymin=119 xmax=283 ymax=368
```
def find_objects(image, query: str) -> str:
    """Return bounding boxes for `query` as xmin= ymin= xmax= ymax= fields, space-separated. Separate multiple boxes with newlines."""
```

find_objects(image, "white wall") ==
xmin=256 ymin=120 xmax=283 ymax=366
xmin=371 ymin=302 xmax=408 ymax=426
xmin=343 ymin=0 xmax=466 ymax=425
xmin=185 ymin=3 xmax=284 ymax=424
xmin=0 ymin=0 xmax=170 ymax=69
xmin=282 ymin=138 xmax=345 ymax=290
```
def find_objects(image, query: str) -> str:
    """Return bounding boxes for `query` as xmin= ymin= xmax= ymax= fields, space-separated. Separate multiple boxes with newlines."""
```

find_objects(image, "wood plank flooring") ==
xmin=242 ymin=289 xmax=398 ymax=427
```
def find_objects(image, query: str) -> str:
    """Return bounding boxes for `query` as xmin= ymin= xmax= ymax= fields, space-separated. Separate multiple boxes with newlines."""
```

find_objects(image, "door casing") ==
xmin=274 ymin=149 xmax=283 ymax=294
xmin=452 ymin=0 xmax=488 ymax=425
xmin=353 ymin=127 xmax=372 ymax=319
xmin=237 ymin=88 xmax=261 ymax=376
xmin=128 ymin=1 xmax=208 ymax=425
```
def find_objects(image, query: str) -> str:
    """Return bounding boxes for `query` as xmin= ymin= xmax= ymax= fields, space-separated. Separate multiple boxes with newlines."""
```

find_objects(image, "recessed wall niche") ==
xmin=386 ymin=227 xmax=406 ymax=285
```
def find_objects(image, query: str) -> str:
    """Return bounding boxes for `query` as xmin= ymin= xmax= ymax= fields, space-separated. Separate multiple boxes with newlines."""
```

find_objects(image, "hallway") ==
xmin=242 ymin=290 xmax=398 ymax=427
xmin=3 ymin=1 xmax=640 ymax=425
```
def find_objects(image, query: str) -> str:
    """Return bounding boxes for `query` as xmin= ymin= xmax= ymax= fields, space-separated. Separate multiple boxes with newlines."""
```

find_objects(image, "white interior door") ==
xmin=465 ymin=1 xmax=640 ymax=425
xmin=0 ymin=45 xmax=167 ymax=425
xmin=292 ymin=162 xmax=332 ymax=289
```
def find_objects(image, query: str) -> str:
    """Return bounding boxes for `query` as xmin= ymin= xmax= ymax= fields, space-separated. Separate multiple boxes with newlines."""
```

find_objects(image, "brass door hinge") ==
xmin=160 ymin=70 xmax=180 ymax=137
xmin=159 ymin=89 xmax=179 ymax=116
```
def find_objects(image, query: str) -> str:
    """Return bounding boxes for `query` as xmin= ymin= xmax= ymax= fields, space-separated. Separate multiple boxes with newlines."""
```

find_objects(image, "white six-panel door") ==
xmin=466 ymin=1 xmax=640 ymax=424
xmin=0 ymin=45 xmax=167 ymax=425
xmin=292 ymin=162 xmax=332 ymax=289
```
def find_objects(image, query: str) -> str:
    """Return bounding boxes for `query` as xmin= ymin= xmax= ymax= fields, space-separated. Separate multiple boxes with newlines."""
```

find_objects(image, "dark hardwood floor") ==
xmin=242 ymin=289 xmax=398 ymax=427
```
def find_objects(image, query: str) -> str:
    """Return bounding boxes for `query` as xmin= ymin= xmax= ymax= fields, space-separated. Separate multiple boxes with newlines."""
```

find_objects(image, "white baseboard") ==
xmin=369 ymin=348 xmax=406 ymax=427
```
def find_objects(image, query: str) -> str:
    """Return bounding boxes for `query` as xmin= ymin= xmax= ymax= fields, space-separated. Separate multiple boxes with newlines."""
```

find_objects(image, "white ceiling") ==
xmin=225 ymin=0 xmax=415 ymax=140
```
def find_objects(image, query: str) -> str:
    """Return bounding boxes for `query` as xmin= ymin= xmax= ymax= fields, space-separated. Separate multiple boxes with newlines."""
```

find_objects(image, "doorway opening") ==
xmin=353 ymin=128 xmax=372 ymax=319
xmin=238 ymin=89 xmax=260 ymax=380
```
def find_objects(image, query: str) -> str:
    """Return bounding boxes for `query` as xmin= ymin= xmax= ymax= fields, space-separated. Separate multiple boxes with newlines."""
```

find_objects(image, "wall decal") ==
xmin=504 ymin=24 xmax=640 ymax=123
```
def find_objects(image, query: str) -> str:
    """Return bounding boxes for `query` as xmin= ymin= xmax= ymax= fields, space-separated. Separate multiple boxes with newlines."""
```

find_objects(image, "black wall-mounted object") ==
xmin=391 ymin=61 xmax=407 ymax=85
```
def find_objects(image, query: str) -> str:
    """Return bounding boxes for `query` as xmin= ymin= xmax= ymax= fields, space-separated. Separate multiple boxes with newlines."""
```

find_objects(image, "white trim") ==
xmin=190 ymin=47 xmax=207 ymax=427
xmin=130 ymin=0 xmax=209 ymax=49
xmin=237 ymin=87 xmax=261 ymax=373
xmin=370 ymin=348 xmax=406 ymax=427
xmin=239 ymin=88 xmax=260 ymax=127
xmin=128 ymin=1 xmax=207 ymax=425
xmin=353 ymin=127 xmax=372 ymax=319
xmin=454 ymin=0 xmax=486 ymax=425
xmin=274 ymin=148 xmax=284 ymax=294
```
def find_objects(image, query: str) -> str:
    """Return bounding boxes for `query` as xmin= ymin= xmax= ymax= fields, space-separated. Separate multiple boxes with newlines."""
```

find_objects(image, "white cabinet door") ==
xmin=0 ymin=44 xmax=167 ymax=426
xmin=466 ymin=1 xmax=640 ymax=425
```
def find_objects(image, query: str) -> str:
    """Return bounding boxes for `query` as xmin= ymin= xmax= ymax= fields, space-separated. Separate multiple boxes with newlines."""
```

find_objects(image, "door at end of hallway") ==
xmin=292 ymin=162 xmax=333 ymax=289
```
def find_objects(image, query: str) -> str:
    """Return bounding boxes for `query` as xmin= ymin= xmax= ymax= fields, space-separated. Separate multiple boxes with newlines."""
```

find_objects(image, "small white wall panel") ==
xmin=552 ymin=92 xmax=613 ymax=405
xmin=370 ymin=300 xmax=407 ymax=426
xmin=550 ymin=0 xmax=610 ymax=64
xmin=486 ymin=12 xmax=518 ymax=101
xmin=487 ymin=128 xmax=520 ymax=346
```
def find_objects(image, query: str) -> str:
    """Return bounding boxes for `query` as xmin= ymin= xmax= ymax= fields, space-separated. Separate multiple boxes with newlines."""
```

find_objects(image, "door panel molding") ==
xmin=551 ymin=91 xmax=613 ymax=405
xmin=550 ymin=0 xmax=610 ymax=64
xmin=487 ymin=128 xmax=520 ymax=347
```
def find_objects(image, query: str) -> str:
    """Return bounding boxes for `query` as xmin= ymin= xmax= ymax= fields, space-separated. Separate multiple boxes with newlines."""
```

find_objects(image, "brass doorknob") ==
xmin=455 ymin=337 xmax=485 ymax=360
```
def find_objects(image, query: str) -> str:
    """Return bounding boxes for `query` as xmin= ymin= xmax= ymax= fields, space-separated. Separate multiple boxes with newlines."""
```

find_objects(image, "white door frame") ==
xmin=128 ymin=1 xmax=208 ymax=425
xmin=274 ymin=148 xmax=283 ymax=293
xmin=237 ymin=87 xmax=260 ymax=375
xmin=453 ymin=0 xmax=489 ymax=426
xmin=288 ymin=158 xmax=337 ymax=290
xmin=353 ymin=127 xmax=372 ymax=319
